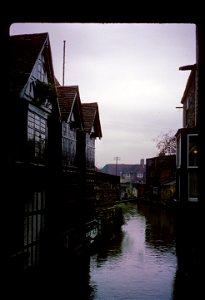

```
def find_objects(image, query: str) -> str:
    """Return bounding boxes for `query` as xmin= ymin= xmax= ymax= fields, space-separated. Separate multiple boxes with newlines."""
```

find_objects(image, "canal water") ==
xmin=88 ymin=202 xmax=177 ymax=300
xmin=12 ymin=201 xmax=201 ymax=299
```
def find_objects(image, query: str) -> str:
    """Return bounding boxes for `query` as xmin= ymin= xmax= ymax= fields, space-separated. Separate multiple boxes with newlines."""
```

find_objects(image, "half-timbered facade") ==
xmin=9 ymin=33 xmax=61 ymax=271
xmin=57 ymin=85 xmax=84 ymax=169
xmin=8 ymin=32 xmax=103 ymax=272
xmin=81 ymin=102 xmax=102 ymax=223
xmin=81 ymin=102 xmax=102 ymax=169
xmin=56 ymin=85 xmax=86 ymax=245
xmin=56 ymin=88 xmax=103 ymax=251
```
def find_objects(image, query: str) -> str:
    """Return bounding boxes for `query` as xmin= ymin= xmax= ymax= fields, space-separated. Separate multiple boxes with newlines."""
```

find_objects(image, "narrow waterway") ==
xmin=88 ymin=202 xmax=177 ymax=299
xmin=13 ymin=201 xmax=201 ymax=299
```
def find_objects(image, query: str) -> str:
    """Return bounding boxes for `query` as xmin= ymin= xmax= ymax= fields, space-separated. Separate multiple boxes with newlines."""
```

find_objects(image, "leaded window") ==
xmin=24 ymin=191 xmax=46 ymax=268
xmin=86 ymin=134 xmax=95 ymax=168
xmin=27 ymin=111 xmax=47 ymax=163
xmin=62 ymin=123 xmax=76 ymax=166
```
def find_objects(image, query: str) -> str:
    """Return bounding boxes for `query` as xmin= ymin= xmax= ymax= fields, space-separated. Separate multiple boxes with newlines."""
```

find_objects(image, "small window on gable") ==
xmin=69 ymin=113 xmax=76 ymax=130
xmin=90 ymin=126 xmax=95 ymax=138
xmin=71 ymin=112 xmax=75 ymax=122
xmin=37 ymin=57 xmax=48 ymax=82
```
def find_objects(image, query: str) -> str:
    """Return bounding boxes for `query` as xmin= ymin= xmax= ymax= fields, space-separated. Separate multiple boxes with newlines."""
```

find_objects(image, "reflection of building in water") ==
xmin=137 ymin=204 xmax=176 ymax=251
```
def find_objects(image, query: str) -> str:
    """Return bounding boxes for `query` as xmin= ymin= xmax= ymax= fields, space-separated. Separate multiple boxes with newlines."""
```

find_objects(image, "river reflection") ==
xmin=9 ymin=202 xmax=201 ymax=299
xmin=89 ymin=202 xmax=177 ymax=300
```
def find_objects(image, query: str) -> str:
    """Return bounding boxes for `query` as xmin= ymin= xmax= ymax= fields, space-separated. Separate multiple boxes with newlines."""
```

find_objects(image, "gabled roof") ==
xmin=9 ymin=32 xmax=54 ymax=96
xmin=81 ymin=102 xmax=102 ymax=138
xmin=101 ymin=163 xmax=145 ymax=176
xmin=56 ymin=85 xmax=83 ymax=126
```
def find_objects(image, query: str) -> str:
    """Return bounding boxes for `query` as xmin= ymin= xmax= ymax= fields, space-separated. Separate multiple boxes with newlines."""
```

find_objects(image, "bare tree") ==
xmin=154 ymin=130 xmax=176 ymax=156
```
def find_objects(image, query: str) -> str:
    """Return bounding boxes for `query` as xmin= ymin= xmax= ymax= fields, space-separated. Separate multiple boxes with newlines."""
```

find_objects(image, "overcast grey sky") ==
xmin=10 ymin=23 xmax=196 ymax=168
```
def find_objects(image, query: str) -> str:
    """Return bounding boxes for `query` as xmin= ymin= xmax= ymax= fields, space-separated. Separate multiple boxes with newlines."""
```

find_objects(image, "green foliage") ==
xmin=34 ymin=80 xmax=56 ymax=103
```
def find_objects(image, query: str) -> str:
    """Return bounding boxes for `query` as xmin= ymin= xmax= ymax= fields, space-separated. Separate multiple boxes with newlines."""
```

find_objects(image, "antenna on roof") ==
xmin=113 ymin=156 xmax=120 ymax=176
xmin=62 ymin=40 xmax=66 ymax=86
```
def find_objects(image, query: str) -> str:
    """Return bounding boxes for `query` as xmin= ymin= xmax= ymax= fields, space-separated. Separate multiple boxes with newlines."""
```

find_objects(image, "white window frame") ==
xmin=176 ymin=135 xmax=181 ymax=168
xmin=187 ymin=134 xmax=198 ymax=168
xmin=188 ymin=171 xmax=198 ymax=202
xmin=187 ymin=133 xmax=198 ymax=202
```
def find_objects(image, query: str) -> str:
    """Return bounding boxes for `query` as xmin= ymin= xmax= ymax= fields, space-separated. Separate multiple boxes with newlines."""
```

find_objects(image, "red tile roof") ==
xmin=57 ymin=86 xmax=76 ymax=119
xmin=81 ymin=102 xmax=102 ymax=138
xmin=56 ymin=85 xmax=85 ymax=131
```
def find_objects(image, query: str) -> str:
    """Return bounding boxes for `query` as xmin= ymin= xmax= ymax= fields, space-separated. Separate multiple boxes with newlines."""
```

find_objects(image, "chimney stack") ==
xmin=140 ymin=159 xmax=144 ymax=167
